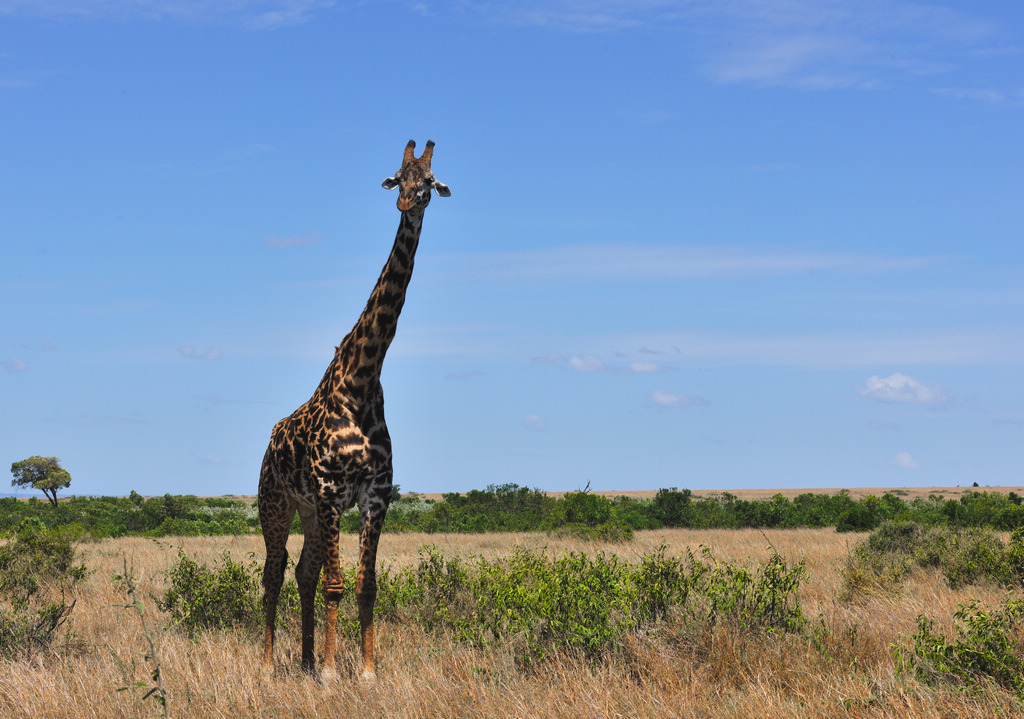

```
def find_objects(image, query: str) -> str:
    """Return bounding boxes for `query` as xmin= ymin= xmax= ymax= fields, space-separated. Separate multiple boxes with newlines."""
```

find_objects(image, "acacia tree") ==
xmin=11 ymin=456 xmax=72 ymax=507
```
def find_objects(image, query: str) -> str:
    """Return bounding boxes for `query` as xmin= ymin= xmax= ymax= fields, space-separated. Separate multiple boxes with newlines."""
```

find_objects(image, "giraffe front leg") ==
xmin=318 ymin=502 xmax=345 ymax=681
xmin=356 ymin=497 xmax=388 ymax=679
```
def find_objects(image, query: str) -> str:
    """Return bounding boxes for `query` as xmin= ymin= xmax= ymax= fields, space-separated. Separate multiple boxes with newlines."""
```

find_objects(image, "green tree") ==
xmin=10 ymin=456 xmax=72 ymax=508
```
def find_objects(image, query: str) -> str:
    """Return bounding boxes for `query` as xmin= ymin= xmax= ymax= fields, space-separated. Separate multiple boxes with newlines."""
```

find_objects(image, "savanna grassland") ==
xmin=3 ymin=524 xmax=1024 ymax=719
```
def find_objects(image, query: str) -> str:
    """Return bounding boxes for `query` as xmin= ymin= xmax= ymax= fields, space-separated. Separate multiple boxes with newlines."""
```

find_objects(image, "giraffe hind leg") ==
xmin=259 ymin=497 xmax=293 ymax=671
xmin=295 ymin=502 xmax=324 ymax=675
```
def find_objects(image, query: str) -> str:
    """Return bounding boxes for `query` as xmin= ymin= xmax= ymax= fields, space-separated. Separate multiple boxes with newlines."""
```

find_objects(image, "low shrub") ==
xmin=0 ymin=522 xmax=86 ymax=657
xmin=159 ymin=543 xmax=806 ymax=665
xmin=896 ymin=599 xmax=1024 ymax=698
xmin=158 ymin=551 xmax=265 ymax=635
xmin=841 ymin=521 xmax=1016 ymax=599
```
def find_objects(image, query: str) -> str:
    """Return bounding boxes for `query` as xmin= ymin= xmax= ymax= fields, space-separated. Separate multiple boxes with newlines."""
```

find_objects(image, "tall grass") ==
xmin=0 ymin=528 xmax=1021 ymax=718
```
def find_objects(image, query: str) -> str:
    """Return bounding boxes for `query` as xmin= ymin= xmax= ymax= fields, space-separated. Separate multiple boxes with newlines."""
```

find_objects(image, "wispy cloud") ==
xmin=859 ymin=372 xmax=947 ymax=404
xmin=523 ymin=414 xmax=546 ymax=431
xmin=596 ymin=327 xmax=1024 ymax=368
xmin=405 ymin=324 xmax=1024 ymax=368
xmin=437 ymin=244 xmax=936 ymax=283
xmin=0 ymin=69 xmax=57 ymax=89
xmin=179 ymin=346 xmax=222 ymax=361
xmin=892 ymin=451 xmax=920 ymax=469
xmin=266 ymin=230 xmax=325 ymax=249
xmin=627 ymin=361 xmax=659 ymax=373
xmin=245 ymin=1 xmax=334 ymax=30
xmin=0 ymin=0 xmax=335 ymax=29
xmin=2 ymin=357 xmax=27 ymax=372
xmin=931 ymin=87 xmax=1024 ymax=106
xmin=567 ymin=355 xmax=605 ymax=372
xmin=490 ymin=0 xmax=649 ymax=32
xmin=481 ymin=1 xmax=999 ymax=91
xmin=533 ymin=352 xmax=675 ymax=373
xmin=650 ymin=390 xmax=707 ymax=408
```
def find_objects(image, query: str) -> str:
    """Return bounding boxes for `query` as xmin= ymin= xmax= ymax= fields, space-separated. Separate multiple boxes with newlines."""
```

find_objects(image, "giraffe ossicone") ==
xmin=258 ymin=140 xmax=450 ymax=680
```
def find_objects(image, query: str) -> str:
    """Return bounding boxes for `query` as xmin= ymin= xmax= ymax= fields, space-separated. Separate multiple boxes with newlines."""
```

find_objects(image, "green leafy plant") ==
xmin=0 ymin=522 xmax=84 ymax=657
xmin=157 ymin=550 xmax=265 ymax=635
xmin=895 ymin=599 xmax=1024 ymax=698
xmin=160 ymin=543 xmax=807 ymax=666
xmin=841 ymin=521 xmax=1016 ymax=600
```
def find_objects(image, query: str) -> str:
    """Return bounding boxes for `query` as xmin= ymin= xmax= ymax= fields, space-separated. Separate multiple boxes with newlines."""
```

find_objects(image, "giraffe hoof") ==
xmin=320 ymin=667 xmax=340 ymax=684
xmin=361 ymin=668 xmax=376 ymax=682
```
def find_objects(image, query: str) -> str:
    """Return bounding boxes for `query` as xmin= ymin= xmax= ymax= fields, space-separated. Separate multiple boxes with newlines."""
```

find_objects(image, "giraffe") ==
xmin=258 ymin=140 xmax=450 ymax=680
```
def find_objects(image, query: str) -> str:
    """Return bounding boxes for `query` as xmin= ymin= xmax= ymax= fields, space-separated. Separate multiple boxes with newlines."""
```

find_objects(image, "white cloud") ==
xmin=626 ymin=362 xmax=659 ymax=373
xmin=892 ymin=451 xmax=920 ymax=469
xmin=523 ymin=414 xmax=546 ymax=431
xmin=567 ymin=355 xmax=605 ymax=372
xmin=533 ymin=352 xmax=672 ymax=373
xmin=650 ymin=390 xmax=707 ymax=408
xmin=2 ymin=357 xmax=27 ymax=372
xmin=860 ymin=373 xmax=947 ymax=404
xmin=179 ymin=346 xmax=222 ymax=361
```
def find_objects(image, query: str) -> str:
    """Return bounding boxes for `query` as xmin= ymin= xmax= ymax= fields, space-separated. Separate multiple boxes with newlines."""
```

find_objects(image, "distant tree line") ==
xmin=376 ymin=485 xmax=1024 ymax=536
xmin=0 ymin=492 xmax=257 ymax=537
xmin=2 ymin=484 xmax=1023 ymax=538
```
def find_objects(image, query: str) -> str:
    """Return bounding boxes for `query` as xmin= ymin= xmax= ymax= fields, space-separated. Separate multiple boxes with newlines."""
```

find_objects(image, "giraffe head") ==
xmin=381 ymin=139 xmax=451 ymax=212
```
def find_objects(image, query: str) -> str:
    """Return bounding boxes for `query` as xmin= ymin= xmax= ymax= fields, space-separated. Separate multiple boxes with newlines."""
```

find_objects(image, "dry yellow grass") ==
xmin=1 ymin=528 xmax=1021 ymax=718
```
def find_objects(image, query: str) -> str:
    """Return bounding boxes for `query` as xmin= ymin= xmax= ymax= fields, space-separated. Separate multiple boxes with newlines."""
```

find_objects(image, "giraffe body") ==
xmin=259 ymin=141 xmax=449 ymax=679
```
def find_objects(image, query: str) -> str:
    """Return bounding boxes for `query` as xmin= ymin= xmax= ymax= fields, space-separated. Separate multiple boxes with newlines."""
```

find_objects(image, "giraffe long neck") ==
xmin=329 ymin=210 xmax=424 ymax=398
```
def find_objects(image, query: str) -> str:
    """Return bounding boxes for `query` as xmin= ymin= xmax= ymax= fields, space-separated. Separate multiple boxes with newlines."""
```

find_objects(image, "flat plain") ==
xmin=2 ymin=515 xmax=1023 ymax=718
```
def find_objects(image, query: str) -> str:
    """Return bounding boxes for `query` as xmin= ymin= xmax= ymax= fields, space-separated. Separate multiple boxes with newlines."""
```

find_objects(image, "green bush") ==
xmin=160 ymin=543 xmax=806 ymax=665
xmin=158 ymin=551 xmax=264 ymax=635
xmin=841 ymin=521 xmax=1016 ymax=599
xmin=650 ymin=488 xmax=692 ymax=527
xmin=0 ymin=523 xmax=86 ymax=657
xmin=896 ymin=599 xmax=1024 ymax=698
xmin=562 ymin=491 xmax=612 ymax=525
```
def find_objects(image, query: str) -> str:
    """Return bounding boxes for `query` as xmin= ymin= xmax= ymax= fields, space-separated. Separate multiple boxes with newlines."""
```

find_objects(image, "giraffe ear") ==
xmin=381 ymin=176 xmax=400 ymax=190
xmin=431 ymin=179 xmax=451 ymax=197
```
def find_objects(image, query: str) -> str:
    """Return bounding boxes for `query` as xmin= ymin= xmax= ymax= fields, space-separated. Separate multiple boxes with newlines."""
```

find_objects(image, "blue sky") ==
xmin=2 ymin=0 xmax=1022 ymax=497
